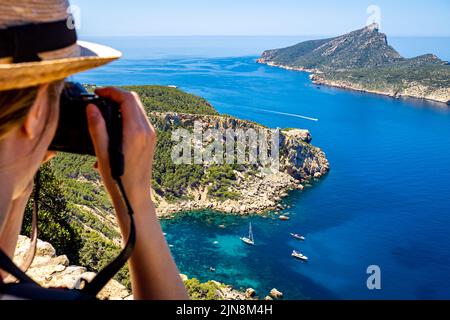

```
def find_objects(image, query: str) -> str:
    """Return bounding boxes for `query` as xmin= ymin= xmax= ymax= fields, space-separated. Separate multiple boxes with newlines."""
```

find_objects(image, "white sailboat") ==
xmin=240 ymin=222 xmax=255 ymax=246
xmin=290 ymin=233 xmax=305 ymax=241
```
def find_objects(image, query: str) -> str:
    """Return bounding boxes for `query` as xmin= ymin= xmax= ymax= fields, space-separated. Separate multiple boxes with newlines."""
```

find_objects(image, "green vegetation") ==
xmin=326 ymin=58 xmax=450 ymax=93
xmin=23 ymin=163 xmax=128 ymax=288
xmin=77 ymin=229 xmax=129 ymax=289
xmin=122 ymin=85 xmax=218 ymax=115
xmin=260 ymin=25 xmax=450 ymax=101
xmin=86 ymin=84 xmax=218 ymax=115
xmin=22 ymin=164 xmax=82 ymax=264
xmin=184 ymin=278 xmax=224 ymax=300
xmin=51 ymin=154 xmax=112 ymax=212
xmin=152 ymin=130 xmax=204 ymax=200
xmin=205 ymin=165 xmax=239 ymax=200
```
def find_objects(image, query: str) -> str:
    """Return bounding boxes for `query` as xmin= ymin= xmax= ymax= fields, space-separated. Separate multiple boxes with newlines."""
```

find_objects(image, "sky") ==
xmin=71 ymin=0 xmax=450 ymax=37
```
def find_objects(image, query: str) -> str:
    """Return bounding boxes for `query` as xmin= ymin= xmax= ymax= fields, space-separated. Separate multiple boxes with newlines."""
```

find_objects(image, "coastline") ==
xmin=155 ymin=171 xmax=304 ymax=217
xmin=257 ymin=60 xmax=450 ymax=106
xmin=151 ymin=112 xmax=330 ymax=217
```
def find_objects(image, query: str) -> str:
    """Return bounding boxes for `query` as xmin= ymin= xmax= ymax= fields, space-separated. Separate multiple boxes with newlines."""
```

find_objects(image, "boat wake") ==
xmin=258 ymin=109 xmax=319 ymax=122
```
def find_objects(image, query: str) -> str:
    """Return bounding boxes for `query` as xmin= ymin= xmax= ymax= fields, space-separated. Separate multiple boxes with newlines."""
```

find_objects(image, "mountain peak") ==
xmin=365 ymin=22 xmax=380 ymax=32
xmin=258 ymin=25 xmax=403 ymax=70
xmin=258 ymin=26 xmax=450 ymax=105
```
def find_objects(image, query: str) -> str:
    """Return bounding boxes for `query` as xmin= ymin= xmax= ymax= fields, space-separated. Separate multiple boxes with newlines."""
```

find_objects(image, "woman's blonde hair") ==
xmin=0 ymin=82 xmax=63 ymax=140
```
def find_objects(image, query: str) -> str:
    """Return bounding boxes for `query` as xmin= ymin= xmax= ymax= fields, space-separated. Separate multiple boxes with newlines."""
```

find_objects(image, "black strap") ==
xmin=0 ymin=250 xmax=37 ymax=285
xmin=0 ymin=176 xmax=135 ymax=298
xmin=82 ymin=178 xmax=135 ymax=296
xmin=0 ymin=18 xmax=77 ymax=63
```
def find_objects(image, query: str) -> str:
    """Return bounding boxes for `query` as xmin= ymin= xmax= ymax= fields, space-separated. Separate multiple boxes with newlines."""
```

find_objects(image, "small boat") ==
xmin=290 ymin=233 xmax=305 ymax=241
xmin=292 ymin=250 xmax=308 ymax=261
xmin=279 ymin=215 xmax=290 ymax=221
xmin=168 ymin=85 xmax=178 ymax=89
xmin=213 ymin=241 xmax=219 ymax=245
xmin=240 ymin=222 xmax=255 ymax=246
xmin=209 ymin=267 xmax=216 ymax=272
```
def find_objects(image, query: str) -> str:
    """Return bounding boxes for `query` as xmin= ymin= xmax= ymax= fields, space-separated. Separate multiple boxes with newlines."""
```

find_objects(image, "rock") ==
xmin=14 ymin=236 xmax=131 ymax=300
xmin=269 ymin=288 xmax=283 ymax=299
xmin=52 ymin=255 xmax=70 ymax=267
xmin=282 ymin=129 xmax=312 ymax=143
xmin=35 ymin=239 xmax=57 ymax=257
xmin=96 ymin=279 xmax=129 ymax=300
xmin=245 ymin=288 xmax=256 ymax=298
xmin=179 ymin=274 xmax=188 ymax=282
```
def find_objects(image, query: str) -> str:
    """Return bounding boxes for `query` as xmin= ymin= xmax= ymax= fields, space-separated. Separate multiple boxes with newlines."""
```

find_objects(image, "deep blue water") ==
xmin=75 ymin=37 xmax=450 ymax=300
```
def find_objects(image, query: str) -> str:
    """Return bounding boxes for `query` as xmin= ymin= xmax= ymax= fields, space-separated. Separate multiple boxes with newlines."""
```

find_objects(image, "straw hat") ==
xmin=0 ymin=0 xmax=121 ymax=91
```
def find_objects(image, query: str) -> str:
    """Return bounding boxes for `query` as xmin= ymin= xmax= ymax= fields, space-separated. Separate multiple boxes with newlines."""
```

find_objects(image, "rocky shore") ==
xmin=309 ymin=73 xmax=450 ymax=105
xmin=156 ymin=171 xmax=300 ymax=216
xmin=152 ymin=112 xmax=329 ymax=217
xmin=257 ymin=59 xmax=450 ymax=105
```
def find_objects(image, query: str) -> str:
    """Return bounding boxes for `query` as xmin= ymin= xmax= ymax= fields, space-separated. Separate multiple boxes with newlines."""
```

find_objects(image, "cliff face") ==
xmin=151 ymin=112 xmax=329 ymax=216
xmin=258 ymin=24 xmax=450 ymax=104
xmin=157 ymin=112 xmax=328 ymax=180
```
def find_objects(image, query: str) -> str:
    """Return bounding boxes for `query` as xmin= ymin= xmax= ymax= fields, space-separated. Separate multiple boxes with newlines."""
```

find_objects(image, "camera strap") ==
xmin=0 ymin=174 xmax=135 ymax=299
xmin=0 ymin=249 xmax=37 ymax=285
xmin=81 ymin=177 xmax=136 ymax=296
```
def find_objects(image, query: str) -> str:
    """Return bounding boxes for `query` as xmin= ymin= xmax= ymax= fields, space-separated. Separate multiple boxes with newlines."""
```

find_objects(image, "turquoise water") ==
xmin=75 ymin=37 xmax=450 ymax=299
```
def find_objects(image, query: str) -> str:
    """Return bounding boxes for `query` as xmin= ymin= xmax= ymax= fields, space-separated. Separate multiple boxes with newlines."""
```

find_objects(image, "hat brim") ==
xmin=0 ymin=41 xmax=121 ymax=91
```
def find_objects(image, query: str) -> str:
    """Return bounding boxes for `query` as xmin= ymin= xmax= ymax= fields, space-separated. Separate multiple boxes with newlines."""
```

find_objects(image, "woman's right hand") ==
xmin=86 ymin=87 xmax=157 ymax=218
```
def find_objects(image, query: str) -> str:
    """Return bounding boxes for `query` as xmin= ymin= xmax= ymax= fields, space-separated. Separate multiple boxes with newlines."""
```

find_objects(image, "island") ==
xmin=257 ymin=23 xmax=450 ymax=104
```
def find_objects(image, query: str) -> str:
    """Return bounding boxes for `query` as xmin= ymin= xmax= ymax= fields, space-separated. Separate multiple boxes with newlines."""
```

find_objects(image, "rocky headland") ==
xmin=150 ymin=112 xmax=329 ymax=216
xmin=258 ymin=24 xmax=450 ymax=105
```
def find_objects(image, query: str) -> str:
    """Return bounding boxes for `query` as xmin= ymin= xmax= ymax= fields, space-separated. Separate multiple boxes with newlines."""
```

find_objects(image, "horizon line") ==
xmin=79 ymin=34 xmax=450 ymax=38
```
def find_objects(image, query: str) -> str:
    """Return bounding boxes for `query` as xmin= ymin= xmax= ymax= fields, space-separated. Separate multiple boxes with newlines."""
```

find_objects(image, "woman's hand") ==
xmin=85 ymin=87 xmax=187 ymax=300
xmin=86 ymin=87 xmax=157 ymax=214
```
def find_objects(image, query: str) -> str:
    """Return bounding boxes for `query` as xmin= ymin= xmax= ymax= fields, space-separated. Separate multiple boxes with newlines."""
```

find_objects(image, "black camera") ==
xmin=50 ymin=82 xmax=124 ymax=179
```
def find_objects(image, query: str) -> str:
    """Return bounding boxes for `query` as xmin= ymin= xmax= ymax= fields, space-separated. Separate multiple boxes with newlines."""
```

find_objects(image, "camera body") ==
xmin=50 ymin=82 xmax=124 ymax=179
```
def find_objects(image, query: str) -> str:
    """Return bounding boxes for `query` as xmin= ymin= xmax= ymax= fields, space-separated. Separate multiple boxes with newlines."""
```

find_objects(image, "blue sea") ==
xmin=75 ymin=36 xmax=450 ymax=300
